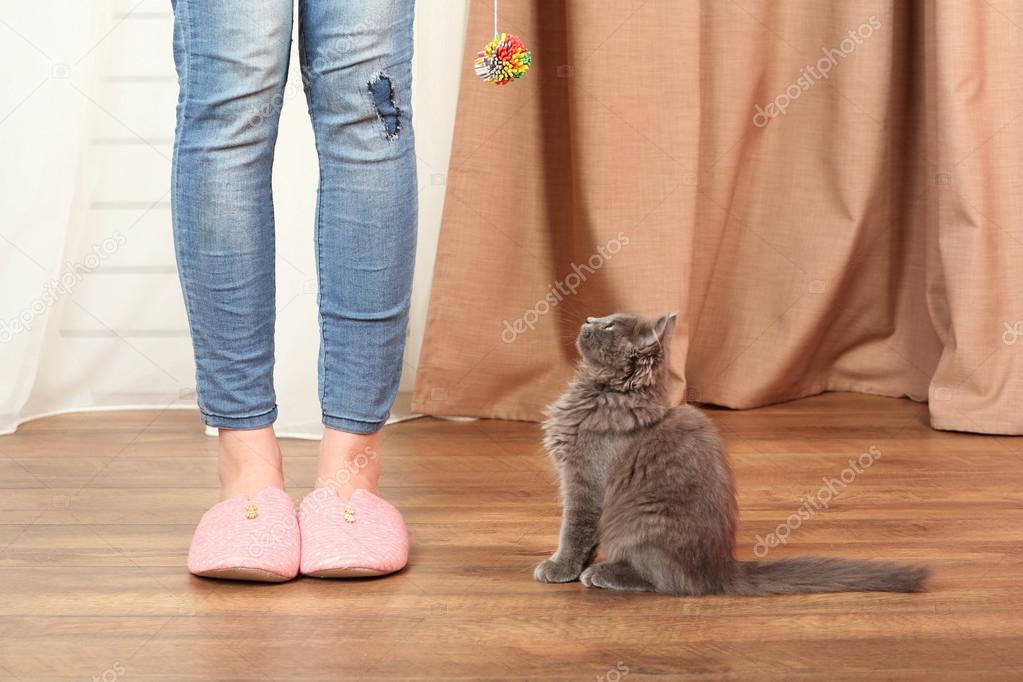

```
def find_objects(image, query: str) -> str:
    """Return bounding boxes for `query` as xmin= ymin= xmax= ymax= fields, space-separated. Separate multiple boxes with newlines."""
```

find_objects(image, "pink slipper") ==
xmin=187 ymin=487 xmax=300 ymax=582
xmin=298 ymin=488 xmax=409 ymax=577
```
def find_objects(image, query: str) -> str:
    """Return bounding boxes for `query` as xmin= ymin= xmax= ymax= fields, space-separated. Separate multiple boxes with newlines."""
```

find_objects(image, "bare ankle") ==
xmin=218 ymin=427 xmax=285 ymax=499
xmin=317 ymin=428 xmax=382 ymax=498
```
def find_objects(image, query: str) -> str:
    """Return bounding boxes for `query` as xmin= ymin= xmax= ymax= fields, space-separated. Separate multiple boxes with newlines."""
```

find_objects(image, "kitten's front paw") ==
xmin=580 ymin=564 xmax=611 ymax=589
xmin=534 ymin=558 xmax=582 ymax=583
xmin=579 ymin=565 xmax=600 ymax=588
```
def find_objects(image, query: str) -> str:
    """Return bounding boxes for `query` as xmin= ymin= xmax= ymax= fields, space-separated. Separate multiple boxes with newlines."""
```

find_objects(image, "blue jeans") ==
xmin=170 ymin=0 xmax=417 ymax=434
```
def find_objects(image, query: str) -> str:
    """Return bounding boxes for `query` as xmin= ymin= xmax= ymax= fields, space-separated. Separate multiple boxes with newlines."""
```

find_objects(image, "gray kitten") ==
xmin=534 ymin=312 xmax=929 ymax=595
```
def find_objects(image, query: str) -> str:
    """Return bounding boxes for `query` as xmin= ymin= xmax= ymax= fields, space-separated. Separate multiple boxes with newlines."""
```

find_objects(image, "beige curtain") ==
xmin=412 ymin=0 xmax=1023 ymax=436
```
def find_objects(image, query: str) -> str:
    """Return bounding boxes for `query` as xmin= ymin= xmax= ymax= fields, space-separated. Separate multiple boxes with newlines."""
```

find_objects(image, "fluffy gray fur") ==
xmin=534 ymin=312 xmax=930 ymax=596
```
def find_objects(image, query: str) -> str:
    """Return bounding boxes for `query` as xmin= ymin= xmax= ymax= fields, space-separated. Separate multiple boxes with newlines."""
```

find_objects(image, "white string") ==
xmin=493 ymin=0 xmax=498 ymax=37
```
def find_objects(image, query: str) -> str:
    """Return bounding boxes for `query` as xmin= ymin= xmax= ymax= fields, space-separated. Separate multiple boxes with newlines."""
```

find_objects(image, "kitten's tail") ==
xmin=727 ymin=556 xmax=930 ymax=595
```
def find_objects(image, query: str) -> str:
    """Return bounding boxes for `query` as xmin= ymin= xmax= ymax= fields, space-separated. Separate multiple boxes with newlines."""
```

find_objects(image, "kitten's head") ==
xmin=576 ymin=312 xmax=677 ymax=390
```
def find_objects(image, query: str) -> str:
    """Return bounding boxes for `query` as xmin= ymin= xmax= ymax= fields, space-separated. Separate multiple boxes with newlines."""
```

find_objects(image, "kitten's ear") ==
xmin=640 ymin=313 xmax=678 ymax=349
xmin=627 ymin=314 xmax=678 ymax=388
xmin=655 ymin=313 xmax=678 ymax=340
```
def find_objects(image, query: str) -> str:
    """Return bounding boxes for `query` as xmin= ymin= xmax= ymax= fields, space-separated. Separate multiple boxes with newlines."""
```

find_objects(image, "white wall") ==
xmin=0 ymin=0 xmax=468 ymax=437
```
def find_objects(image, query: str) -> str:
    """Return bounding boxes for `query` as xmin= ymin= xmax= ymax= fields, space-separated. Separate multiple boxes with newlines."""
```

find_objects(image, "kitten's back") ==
xmin=599 ymin=405 xmax=739 ymax=594
xmin=599 ymin=404 xmax=929 ymax=596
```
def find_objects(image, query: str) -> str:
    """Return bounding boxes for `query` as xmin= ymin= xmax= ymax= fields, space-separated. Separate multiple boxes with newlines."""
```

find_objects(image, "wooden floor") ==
xmin=1 ymin=393 xmax=1021 ymax=680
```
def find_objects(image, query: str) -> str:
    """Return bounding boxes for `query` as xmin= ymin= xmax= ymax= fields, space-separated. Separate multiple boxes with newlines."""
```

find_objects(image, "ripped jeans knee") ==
xmin=368 ymin=72 xmax=401 ymax=140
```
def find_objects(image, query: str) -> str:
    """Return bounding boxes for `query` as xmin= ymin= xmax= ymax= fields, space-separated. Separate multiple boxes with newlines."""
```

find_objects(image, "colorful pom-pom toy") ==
xmin=474 ymin=32 xmax=532 ymax=85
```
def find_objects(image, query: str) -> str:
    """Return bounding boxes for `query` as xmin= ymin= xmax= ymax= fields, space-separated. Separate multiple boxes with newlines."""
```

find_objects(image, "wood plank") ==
xmin=0 ymin=394 xmax=1021 ymax=679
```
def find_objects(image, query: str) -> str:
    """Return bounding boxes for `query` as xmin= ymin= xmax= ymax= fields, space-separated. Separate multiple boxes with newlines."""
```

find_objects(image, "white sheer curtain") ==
xmin=0 ymin=0 xmax=467 ymax=438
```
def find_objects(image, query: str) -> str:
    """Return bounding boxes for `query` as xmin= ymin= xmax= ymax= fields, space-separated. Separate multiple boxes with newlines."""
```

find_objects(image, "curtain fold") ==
xmin=413 ymin=0 xmax=1023 ymax=435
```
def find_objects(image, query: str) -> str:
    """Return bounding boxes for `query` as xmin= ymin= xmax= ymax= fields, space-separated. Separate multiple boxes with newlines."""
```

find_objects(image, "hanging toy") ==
xmin=474 ymin=1 xmax=531 ymax=85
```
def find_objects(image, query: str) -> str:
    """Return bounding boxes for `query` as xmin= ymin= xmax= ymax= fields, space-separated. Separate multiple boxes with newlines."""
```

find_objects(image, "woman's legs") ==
xmin=172 ymin=0 xmax=417 ymax=502
xmin=171 ymin=0 xmax=293 ymax=498
xmin=298 ymin=0 xmax=417 ymax=498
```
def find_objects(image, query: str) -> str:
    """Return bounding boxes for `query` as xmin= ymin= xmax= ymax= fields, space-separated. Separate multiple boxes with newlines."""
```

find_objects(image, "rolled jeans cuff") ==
xmin=322 ymin=412 xmax=386 ymax=435
xmin=201 ymin=406 xmax=278 ymax=430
